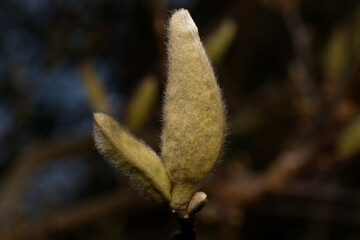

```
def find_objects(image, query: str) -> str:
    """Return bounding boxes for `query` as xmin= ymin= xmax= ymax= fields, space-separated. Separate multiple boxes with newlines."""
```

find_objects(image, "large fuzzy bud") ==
xmin=161 ymin=9 xmax=226 ymax=209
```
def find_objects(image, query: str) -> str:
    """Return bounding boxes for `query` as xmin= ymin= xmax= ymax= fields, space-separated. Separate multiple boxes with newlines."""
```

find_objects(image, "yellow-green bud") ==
xmin=337 ymin=114 xmax=360 ymax=159
xmin=205 ymin=18 xmax=237 ymax=65
xmin=124 ymin=75 xmax=159 ymax=134
xmin=161 ymin=9 xmax=226 ymax=208
xmin=80 ymin=61 xmax=111 ymax=113
xmin=94 ymin=113 xmax=171 ymax=202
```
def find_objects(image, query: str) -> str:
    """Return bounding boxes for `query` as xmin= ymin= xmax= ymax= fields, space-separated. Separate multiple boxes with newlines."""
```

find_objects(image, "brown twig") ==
xmin=247 ymin=180 xmax=360 ymax=228
xmin=284 ymin=17 xmax=318 ymax=137
xmin=173 ymin=216 xmax=196 ymax=240
xmin=208 ymin=139 xmax=317 ymax=207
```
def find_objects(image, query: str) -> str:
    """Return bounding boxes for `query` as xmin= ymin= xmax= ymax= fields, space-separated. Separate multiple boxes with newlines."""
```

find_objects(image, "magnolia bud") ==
xmin=161 ymin=9 xmax=226 ymax=208
xmin=94 ymin=113 xmax=171 ymax=202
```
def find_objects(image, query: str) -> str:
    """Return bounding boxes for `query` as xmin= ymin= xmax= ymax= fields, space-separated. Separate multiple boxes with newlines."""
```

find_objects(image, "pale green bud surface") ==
xmin=161 ymin=9 xmax=226 ymax=207
xmin=94 ymin=113 xmax=171 ymax=202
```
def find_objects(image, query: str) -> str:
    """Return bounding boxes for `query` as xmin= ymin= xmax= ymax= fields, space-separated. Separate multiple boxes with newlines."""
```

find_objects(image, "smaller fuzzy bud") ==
xmin=93 ymin=113 xmax=171 ymax=202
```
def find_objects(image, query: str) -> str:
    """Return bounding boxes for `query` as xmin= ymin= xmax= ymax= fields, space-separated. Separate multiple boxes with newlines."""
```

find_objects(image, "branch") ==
xmin=173 ymin=216 xmax=196 ymax=240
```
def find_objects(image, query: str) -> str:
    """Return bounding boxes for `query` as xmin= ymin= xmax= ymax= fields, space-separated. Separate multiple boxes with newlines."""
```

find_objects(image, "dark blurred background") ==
xmin=1 ymin=0 xmax=360 ymax=239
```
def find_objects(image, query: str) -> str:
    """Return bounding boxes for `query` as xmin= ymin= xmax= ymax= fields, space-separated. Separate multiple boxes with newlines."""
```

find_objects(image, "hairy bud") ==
xmin=94 ymin=113 xmax=171 ymax=202
xmin=161 ymin=9 xmax=226 ymax=208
